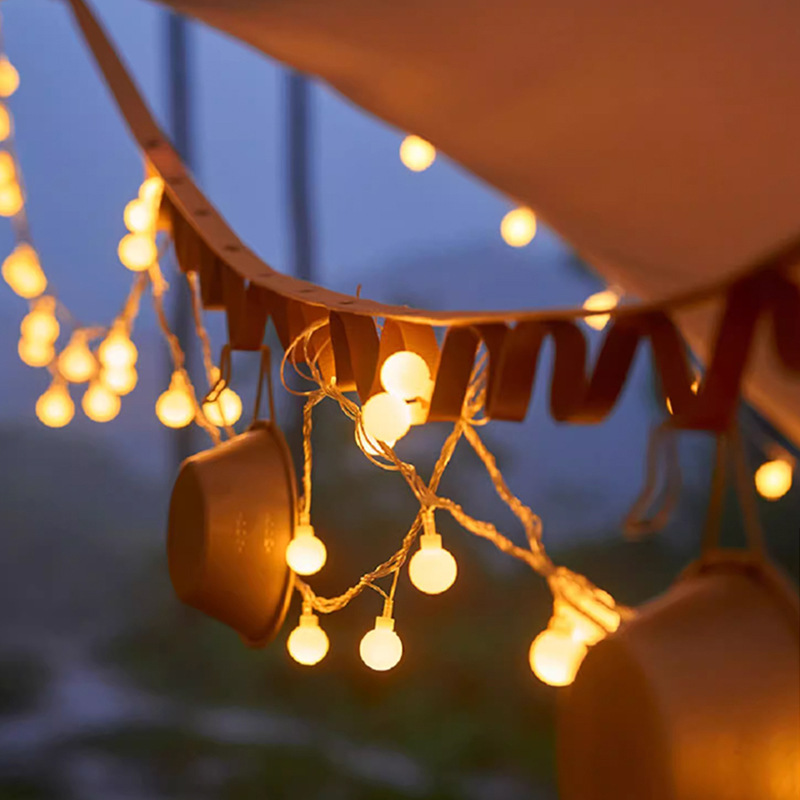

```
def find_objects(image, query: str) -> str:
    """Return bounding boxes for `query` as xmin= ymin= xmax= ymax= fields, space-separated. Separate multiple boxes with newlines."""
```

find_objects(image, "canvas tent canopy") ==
xmin=150 ymin=0 xmax=800 ymax=445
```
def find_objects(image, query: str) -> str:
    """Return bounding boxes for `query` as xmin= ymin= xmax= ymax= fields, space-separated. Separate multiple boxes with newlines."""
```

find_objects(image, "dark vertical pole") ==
xmin=166 ymin=12 xmax=194 ymax=466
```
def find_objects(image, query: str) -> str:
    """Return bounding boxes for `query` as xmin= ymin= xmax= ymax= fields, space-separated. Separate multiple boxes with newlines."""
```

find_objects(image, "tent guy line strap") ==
xmin=66 ymin=0 xmax=800 ymax=327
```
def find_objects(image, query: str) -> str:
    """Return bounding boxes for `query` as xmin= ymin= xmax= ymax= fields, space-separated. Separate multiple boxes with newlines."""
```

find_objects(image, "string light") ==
xmin=0 ymin=180 xmax=22 ymax=217
xmin=57 ymin=333 xmax=97 ymax=383
xmin=361 ymin=391 xmax=412 ymax=444
xmin=529 ymin=619 xmax=588 ymax=687
xmin=81 ymin=380 xmax=121 ymax=423
xmin=35 ymin=380 xmax=74 ymax=428
xmin=287 ymin=607 xmax=330 ymax=666
xmin=20 ymin=297 xmax=59 ymax=344
xmin=355 ymin=424 xmax=396 ymax=457
xmin=500 ymin=207 xmax=537 ymax=247
xmin=1 ymin=243 xmax=46 ymax=298
xmin=100 ymin=365 xmax=138 ymax=396
xmin=98 ymin=325 xmax=137 ymax=370
xmin=582 ymin=288 xmax=620 ymax=331
xmin=755 ymin=459 xmax=793 ymax=500
xmin=138 ymin=175 xmax=165 ymax=205
xmin=17 ymin=337 xmax=53 ymax=367
xmin=0 ymin=57 xmax=19 ymax=98
xmin=360 ymin=611 xmax=403 ymax=671
xmin=202 ymin=369 xmax=242 ymax=427
xmin=0 ymin=105 xmax=10 ymax=142
xmin=285 ymin=522 xmax=327 ymax=576
xmin=408 ymin=513 xmax=457 ymax=595
xmin=156 ymin=370 xmax=195 ymax=428
xmin=380 ymin=351 xmax=432 ymax=401
xmin=399 ymin=135 xmax=436 ymax=172
xmin=118 ymin=233 xmax=157 ymax=272
xmin=123 ymin=198 xmax=156 ymax=234
xmin=0 ymin=150 xmax=14 ymax=183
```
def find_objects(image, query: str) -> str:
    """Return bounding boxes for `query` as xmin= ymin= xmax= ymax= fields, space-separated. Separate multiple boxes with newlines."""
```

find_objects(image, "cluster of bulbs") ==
xmin=0 ymin=54 xmax=21 ymax=218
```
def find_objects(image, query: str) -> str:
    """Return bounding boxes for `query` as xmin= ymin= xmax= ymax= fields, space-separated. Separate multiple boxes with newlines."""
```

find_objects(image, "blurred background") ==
xmin=0 ymin=1 xmax=797 ymax=798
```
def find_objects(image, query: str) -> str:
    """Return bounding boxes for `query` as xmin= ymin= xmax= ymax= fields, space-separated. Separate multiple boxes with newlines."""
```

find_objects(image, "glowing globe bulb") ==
xmin=58 ymin=336 xmax=97 ymax=383
xmin=36 ymin=383 xmax=74 ymax=428
xmin=202 ymin=388 xmax=243 ymax=427
xmin=156 ymin=372 xmax=195 ymax=428
xmin=380 ymin=351 xmax=432 ymax=401
xmin=355 ymin=424 xmax=396 ymax=457
xmin=0 ymin=105 xmax=11 ymax=142
xmin=0 ymin=58 xmax=19 ymax=98
xmin=20 ymin=302 xmax=59 ymax=344
xmin=118 ymin=233 xmax=157 ymax=272
xmin=81 ymin=381 xmax=121 ymax=423
xmin=123 ymin=198 xmax=156 ymax=234
xmin=2 ymin=244 xmax=46 ymax=298
xmin=582 ymin=289 xmax=620 ymax=331
xmin=0 ymin=151 xmax=15 ymax=184
xmin=409 ymin=532 xmax=458 ymax=594
xmin=100 ymin=365 xmax=138 ymax=396
xmin=529 ymin=627 xmax=588 ymax=687
xmin=500 ymin=207 xmax=537 ymax=247
xmin=755 ymin=459 xmax=793 ymax=500
xmin=98 ymin=328 xmax=137 ymax=370
xmin=18 ymin=337 xmax=54 ymax=368
xmin=0 ymin=181 xmax=23 ymax=217
xmin=399 ymin=135 xmax=436 ymax=172
xmin=287 ymin=612 xmax=330 ymax=666
xmin=285 ymin=523 xmax=327 ymax=576
xmin=362 ymin=392 xmax=412 ymax=444
xmin=139 ymin=176 xmax=165 ymax=205
xmin=360 ymin=616 xmax=403 ymax=671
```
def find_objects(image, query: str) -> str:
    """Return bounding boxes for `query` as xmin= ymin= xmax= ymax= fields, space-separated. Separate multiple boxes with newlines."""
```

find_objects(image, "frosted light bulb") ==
xmin=582 ymin=289 xmax=619 ymax=331
xmin=399 ymin=135 xmax=436 ymax=172
xmin=202 ymin=387 xmax=243 ymax=427
xmin=18 ymin=337 xmax=54 ymax=368
xmin=529 ymin=625 xmax=588 ymax=687
xmin=156 ymin=371 xmax=195 ymax=428
xmin=98 ymin=327 xmax=137 ymax=370
xmin=380 ymin=351 xmax=432 ymax=401
xmin=285 ymin=523 xmax=327 ymax=576
xmin=118 ymin=233 xmax=157 ymax=272
xmin=2 ymin=243 xmax=46 ymax=298
xmin=20 ymin=300 xmax=59 ymax=344
xmin=58 ymin=335 xmax=97 ymax=383
xmin=0 ymin=105 xmax=10 ymax=141
xmin=360 ymin=615 xmax=403 ymax=671
xmin=287 ymin=611 xmax=329 ymax=666
xmin=0 ymin=58 xmax=19 ymax=98
xmin=100 ymin=365 xmax=138 ymax=396
xmin=361 ymin=392 xmax=412 ymax=444
xmin=500 ymin=207 xmax=537 ymax=247
xmin=0 ymin=181 xmax=22 ymax=216
xmin=36 ymin=383 xmax=74 ymax=428
xmin=82 ymin=381 xmax=121 ymax=423
xmin=0 ymin=151 xmax=15 ymax=184
xmin=755 ymin=459 xmax=793 ymax=500
xmin=355 ymin=424 xmax=396 ymax=457
xmin=409 ymin=532 xmax=457 ymax=595
xmin=139 ymin=176 xmax=165 ymax=205
xmin=123 ymin=198 xmax=156 ymax=234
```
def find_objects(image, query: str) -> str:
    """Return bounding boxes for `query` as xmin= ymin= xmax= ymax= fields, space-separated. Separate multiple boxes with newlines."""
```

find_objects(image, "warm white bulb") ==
xmin=399 ymin=135 xmax=436 ymax=172
xmin=21 ymin=301 xmax=59 ymax=344
xmin=18 ymin=337 xmax=54 ymax=368
xmin=361 ymin=392 xmax=412 ymax=444
xmin=755 ymin=459 xmax=793 ymax=500
xmin=118 ymin=233 xmax=157 ymax=272
xmin=156 ymin=372 xmax=195 ymax=428
xmin=360 ymin=616 xmax=403 ymax=671
xmin=2 ymin=244 xmax=46 ymax=299
xmin=98 ymin=328 xmax=137 ymax=370
xmin=202 ymin=388 xmax=243 ymax=427
xmin=58 ymin=336 xmax=98 ymax=383
xmin=287 ymin=612 xmax=329 ymax=666
xmin=139 ymin=176 xmax=165 ymax=205
xmin=408 ymin=533 xmax=457 ymax=595
xmin=36 ymin=383 xmax=74 ymax=428
xmin=582 ymin=289 xmax=619 ymax=331
xmin=0 ymin=151 xmax=15 ymax=184
xmin=0 ymin=105 xmax=11 ymax=142
xmin=0 ymin=58 xmax=20 ymax=98
xmin=529 ymin=626 xmax=588 ymax=687
xmin=380 ymin=351 xmax=432 ymax=401
xmin=355 ymin=424 xmax=396 ymax=457
xmin=82 ymin=381 xmax=121 ymax=423
xmin=123 ymin=198 xmax=156 ymax=234
xmin=285 ymin=523 xmax=327 ymax=576
xmin=100 ymin=365 xmax=138 ymax=396
xmin=0 ymin=181 xmax=23 ymax=217
xmin=500 ymin=207 xmax=537 ymax=247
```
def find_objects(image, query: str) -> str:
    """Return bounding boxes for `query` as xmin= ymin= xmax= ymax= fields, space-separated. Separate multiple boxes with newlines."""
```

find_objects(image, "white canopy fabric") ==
xmin=153 ymin=0 xmax=800 ymax=445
